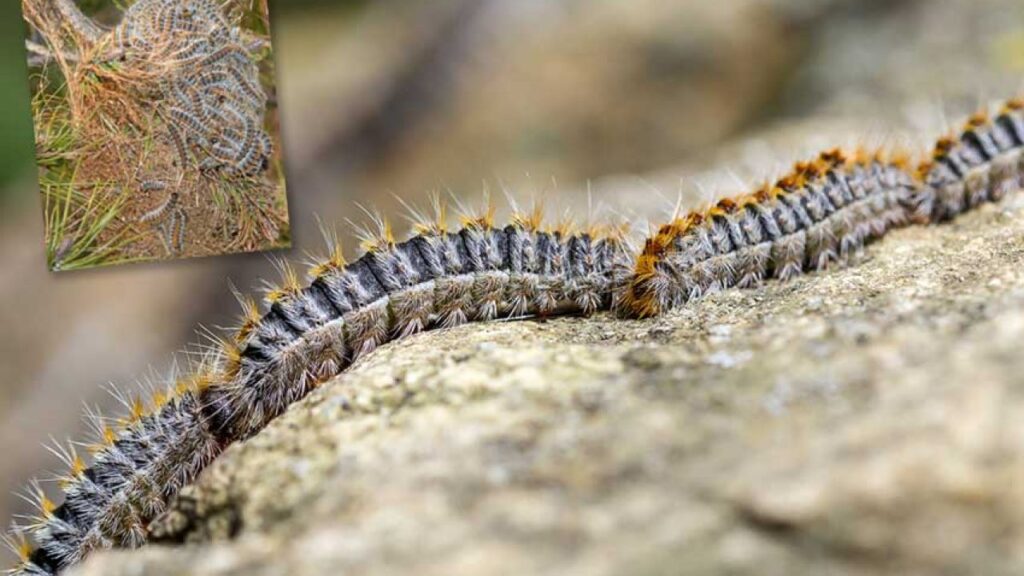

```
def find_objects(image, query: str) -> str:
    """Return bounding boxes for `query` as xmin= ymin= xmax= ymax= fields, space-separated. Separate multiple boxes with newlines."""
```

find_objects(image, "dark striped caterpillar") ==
xmin=620 ymin=98 xmax=1024 ymax=318
xmin=7 ymin=97 xmax=1024 ymax=574
xmin=4 ymin=200 xmax=634 ymax=575
xmin=138 ymin=185 xmax=187 ymax=256
xmin=619 ymin=150 xmax=917 ymax=318
xmin=911 ymin=99 xmax=1024 ymax=223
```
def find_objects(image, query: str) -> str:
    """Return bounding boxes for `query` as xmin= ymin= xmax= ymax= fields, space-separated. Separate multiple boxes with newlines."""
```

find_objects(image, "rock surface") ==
xmin=73 ymin=195 xmax=1024 ymax=575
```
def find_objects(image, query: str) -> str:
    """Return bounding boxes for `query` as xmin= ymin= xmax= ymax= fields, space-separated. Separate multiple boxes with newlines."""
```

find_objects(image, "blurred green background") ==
xmin=0 ymin=1 xmax=35 ymax=200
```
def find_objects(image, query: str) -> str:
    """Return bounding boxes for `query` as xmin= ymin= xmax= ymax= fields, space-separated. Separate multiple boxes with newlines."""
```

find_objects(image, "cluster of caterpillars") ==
xmin=112 ymin=0 xmax=272 ymax=177
xmin=137 ymin=185 xmax=186 ymax=254
xmin=6 ymin=97 xmax=1024 ymax=575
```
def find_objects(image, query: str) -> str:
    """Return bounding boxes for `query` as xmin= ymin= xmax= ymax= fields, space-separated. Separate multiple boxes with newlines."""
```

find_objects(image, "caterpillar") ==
xmin=137 ymin=187 xmax=187 ymax=256
xmin=138 ymin=189 xmax=177 ymax=223
xmin=910 ymin=99 xmax=1024 ymax=224
xmin=617 ymin=149 xmax=917 ymax=318
xmin=4 ymin=198 xmax=634 ymax=575
xmin=163 ymin=120 xmax=190 ymax=168
xmin=7 ymin=94 xmax=1024 ymax=574
xmin=154 ymin=203 xmax=187 ymax=253
xmin=620 ymin=98 xmax=1024 ymax=319
xmin=223 ymin=64 xmax=267 ymax=110
xmin=166 ymin=208 xmax=187 ymax=255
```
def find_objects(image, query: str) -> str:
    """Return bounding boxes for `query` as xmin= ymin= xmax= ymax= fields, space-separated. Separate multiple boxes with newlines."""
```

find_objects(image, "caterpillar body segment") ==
xmin=618 ymin=150 xmax=918 ymax=319
xmin=10 ymin=386 xmax=222 ymax=576
xmin=912 ymin=99 xmax=1024 ymax=223
xmin=205 ymin=215 xmax=635 ymax=441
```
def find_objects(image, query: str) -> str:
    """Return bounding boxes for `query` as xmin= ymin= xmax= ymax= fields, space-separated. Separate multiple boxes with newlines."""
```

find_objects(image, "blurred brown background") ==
xmin=1 ymin=0 xmax=1023 ymax=559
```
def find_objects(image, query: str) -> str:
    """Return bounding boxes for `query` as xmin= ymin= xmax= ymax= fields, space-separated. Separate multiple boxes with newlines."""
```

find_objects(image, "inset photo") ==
xmin=23 ymin=0 xmax=290 ymax=271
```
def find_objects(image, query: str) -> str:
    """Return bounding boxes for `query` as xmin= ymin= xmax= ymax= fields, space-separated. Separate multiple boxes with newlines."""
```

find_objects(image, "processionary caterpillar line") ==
xmin=7 ymin=95 xmax=1024 ymax=574
xmin=619 ymin=150 xmax=917 ymax=318
xmin=5 ymin=196 xmax=635 ymax=575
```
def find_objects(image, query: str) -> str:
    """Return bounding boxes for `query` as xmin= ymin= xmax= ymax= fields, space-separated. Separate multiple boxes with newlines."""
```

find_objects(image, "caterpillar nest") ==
xmin=111 ymin=0 xmax=272 ymax=177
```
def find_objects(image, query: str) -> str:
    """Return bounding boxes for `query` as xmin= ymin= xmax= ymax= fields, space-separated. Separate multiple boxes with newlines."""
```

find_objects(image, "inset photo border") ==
xmin=23 ymin=0 xmax=290 ymax=271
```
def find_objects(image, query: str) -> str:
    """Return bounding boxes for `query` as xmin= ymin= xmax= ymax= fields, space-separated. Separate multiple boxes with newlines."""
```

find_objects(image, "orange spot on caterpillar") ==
xmin=359 ymin=218 xmax=396 ymax=253
xmin=266 ymin=262 xmax=302 ymax=303
xmin=553 ymin=214 xmax=578 ymax=236
xmin=220 ymin=338 xmax=243 ymax=379
xmin=776 ymin=171 xmax=802 ymax=191
xmin=511 ymin=201 xmax=545 ymax=232
xmin=92 ymin=425 xmax=116 ymax=452
xmin=641 ymin=235 xmax=667 ymax=259
xmin=234 ymin=295 xmax=263 ymax=343
xmin=915 ymin=159 xmax=934 ymax=181
xmin=40 ymin=495 xmax=56 ymax=518
xmin=964 ymin=111 xmax=989 ymax=131
xmin=819 ymin=148 xmax=848 ymax=167
xmin=933 ymin=136 xmax=956 ymax=159
xmin=170 ymin=372 xmax=215 ymax=400
xmin=58 ymin=453 xmax=88 ymax=489
xmin=71 ymin=454 xmax=86 ymax=478
xmin=410 ymin=196 xmax=450 ymax=236
xmin=714 ymin=197 xmax=739 ymax=214
xmin=16 ymin=535 xmax=31 ymax=562
xmin=174 ymin=378 xmax=192 ymax=396
xmin=586 ymin=220 xmax=630 ymax=242
xmin=885 ymin=148 xmax=913 ymax=171
xmin=128 ymin=396 xmax=145 ymax=423
xmin=459 ymin=197 xmax=497 ymax=231
xmin=752 ymin=184 xmax=773 ymax=203
xmin=644 ymin=216 xmax=690 ymax=256
xmin=309 ymin=246 xmax=347 ymax=280
xmin=151 ymin=390 xmax=168 ymax=409
xmin=852 ymin=146 xmax=874 ymax=167
xmin=794 ymin=160 xmax=823 ymax=181
xmin=624 ymin=253 xmax=664 ymax=319
xmin=190 ymin=371 xmax=217 ymax=393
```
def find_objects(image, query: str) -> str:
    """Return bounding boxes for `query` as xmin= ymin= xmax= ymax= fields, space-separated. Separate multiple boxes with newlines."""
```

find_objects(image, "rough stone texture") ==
xmin=72 ymin=194 xmax=1024 ymax=575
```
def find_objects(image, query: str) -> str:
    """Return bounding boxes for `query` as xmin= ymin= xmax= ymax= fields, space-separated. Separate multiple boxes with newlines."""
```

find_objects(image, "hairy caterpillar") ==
xmin=59 ymin=0 xmax=277 ymax=255
xmin=138 ymin=189 xmax=176 ymax=223
xmin=7 ymin=95 xmax=1024 ymax=574
xmin=138 ymin=184 xmax=187 ymax=256
xmin=4 ymin=199 xmax=634 ymax=575
xmin=154 ymin=207 xmax=187 ymax=255
xmin=617 ymin=150 xmax=917 ymax=318
xmin=911 ymin=99 xmax=1024 ymax=223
